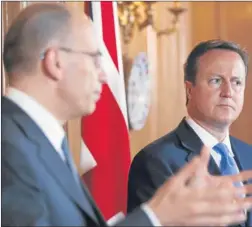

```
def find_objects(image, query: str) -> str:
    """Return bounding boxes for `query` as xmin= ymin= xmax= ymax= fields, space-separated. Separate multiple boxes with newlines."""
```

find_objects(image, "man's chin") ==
xmin=213 ymin=117 xmax=234 ymax=128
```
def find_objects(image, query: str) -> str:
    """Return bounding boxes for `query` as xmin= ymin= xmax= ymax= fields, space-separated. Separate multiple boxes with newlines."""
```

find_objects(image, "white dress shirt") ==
xmin=6 ymin=87 xmax=66 ymax=161
xmin=186 ymin=116 xmax=238 ymax=169
xmin=6 ymin=87 xmax=161 ymax=226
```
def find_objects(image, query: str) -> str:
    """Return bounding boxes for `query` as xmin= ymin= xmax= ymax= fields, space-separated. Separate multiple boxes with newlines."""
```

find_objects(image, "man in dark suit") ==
xmin=127 ymin=40 xmax=252 ymax=226
xmin=2 ymin=4 xmax=252 ymax=226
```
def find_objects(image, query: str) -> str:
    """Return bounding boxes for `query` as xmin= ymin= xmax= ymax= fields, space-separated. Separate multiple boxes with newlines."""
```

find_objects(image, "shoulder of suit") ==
xmin=134 ymin=128 xmax=178 ymax=161
xmin=230 ymin=136 xmax=252 ymax=150
xmin=2 ymin=114 xmax=30 ymax=152
xmin=2 ymin=115 xmax=20 ymax=139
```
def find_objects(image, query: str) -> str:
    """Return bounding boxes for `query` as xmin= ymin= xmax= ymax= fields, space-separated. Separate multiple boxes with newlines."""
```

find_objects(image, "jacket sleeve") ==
xmin=116 ymin=207 xmax=153 ymax=226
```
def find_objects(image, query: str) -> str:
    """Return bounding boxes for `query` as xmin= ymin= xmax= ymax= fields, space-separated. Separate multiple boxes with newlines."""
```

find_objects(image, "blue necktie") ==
xmin=212 ymin=143 xmax=239 ymax=175
xmin=213 ymin=143 xmax=244 ymax=190
xmin=61 ymin=136 xmax=81 ymax=186
xmin=213 ymin=144 xmax=247 ymax=227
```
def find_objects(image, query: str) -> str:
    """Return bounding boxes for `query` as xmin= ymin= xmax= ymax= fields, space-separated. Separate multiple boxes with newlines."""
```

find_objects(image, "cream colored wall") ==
xmin=123 ymin=2 xmax=191 ymax=158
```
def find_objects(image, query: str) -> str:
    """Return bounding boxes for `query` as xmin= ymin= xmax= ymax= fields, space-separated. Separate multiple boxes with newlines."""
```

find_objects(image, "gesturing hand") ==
xmin=147 ymin=146 xmax=252 ymax=226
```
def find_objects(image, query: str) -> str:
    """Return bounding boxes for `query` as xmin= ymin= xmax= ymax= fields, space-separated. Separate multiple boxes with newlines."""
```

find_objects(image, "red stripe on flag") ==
xmin=82 ymin=2 xmax=130 ymax=220
xmin=82 ymin=86 xmax=130 ymax=219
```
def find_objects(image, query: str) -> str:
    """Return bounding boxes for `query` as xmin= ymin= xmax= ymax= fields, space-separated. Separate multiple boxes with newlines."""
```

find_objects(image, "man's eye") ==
xmin=232 ymin=80 xmax=242 ymax=86
xmin=209 ymin=78 xmax=221 ymax=84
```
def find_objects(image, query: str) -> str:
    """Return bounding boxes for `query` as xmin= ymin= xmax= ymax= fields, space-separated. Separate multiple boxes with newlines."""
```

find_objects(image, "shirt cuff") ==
xmin=141 ymin=203 xmax=162 ymax=226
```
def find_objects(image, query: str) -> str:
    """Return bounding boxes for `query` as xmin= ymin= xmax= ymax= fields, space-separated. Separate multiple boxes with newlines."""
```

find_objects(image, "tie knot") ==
xmin=213 ymin=143 xmax=229 ymax=157
xmin=213 ymin=143 xmax=238 ymax=175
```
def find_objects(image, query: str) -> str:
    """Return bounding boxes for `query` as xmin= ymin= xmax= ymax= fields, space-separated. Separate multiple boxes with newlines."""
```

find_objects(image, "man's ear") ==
xmin=185 ymin=81 xmax=193 ymax=102
xmin=42 ymin=48 xmax=63 ymax=81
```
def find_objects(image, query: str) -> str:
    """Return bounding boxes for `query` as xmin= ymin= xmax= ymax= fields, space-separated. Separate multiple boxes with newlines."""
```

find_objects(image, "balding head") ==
xmin=3 ymin=3 xmax=72 ymax=73
xmin=3 ymin=3 xmax=105 ymax=121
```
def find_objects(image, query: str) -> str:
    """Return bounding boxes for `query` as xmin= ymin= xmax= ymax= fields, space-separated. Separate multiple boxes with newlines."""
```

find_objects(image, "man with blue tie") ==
xmin=128 ymin=40 xmax=252 ymax=227
xmin=2 ymin=4 xmax=252 ymax=227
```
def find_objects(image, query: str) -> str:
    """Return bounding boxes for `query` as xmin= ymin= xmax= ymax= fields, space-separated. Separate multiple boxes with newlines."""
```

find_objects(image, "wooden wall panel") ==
xmin=122 ymin=24 xmax=149 ymax=159
xmin=190 ymin=2 xmax=220 ymax=46
xmin=123 ymin=2 xmax=190 ymax=157
xmin=2 ymin=2 xmax=26 ymax=94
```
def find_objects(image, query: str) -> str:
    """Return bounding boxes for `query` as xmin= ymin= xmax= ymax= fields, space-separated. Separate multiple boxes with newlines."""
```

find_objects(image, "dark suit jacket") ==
xmin=127 ymin=118 xmax=252 ymax=227
xmin=1 ymin=96 xmax=152 ymax=226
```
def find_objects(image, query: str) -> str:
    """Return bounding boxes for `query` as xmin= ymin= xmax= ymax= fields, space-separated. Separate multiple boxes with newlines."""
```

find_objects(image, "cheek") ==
xmin=79 ymin=71 xmax=97 ymax=100
xmin=192 ymin=87 xmax=217 ymax=105
xmin=64 ymin=71 xmax=87 ymax=98
xmin=64 ymin=63 xmax=98 ymax=101
xmin=234 ymin=93 xmax=244 ymax=109
xmin=192 ymin=89 xmax=220 ymax=116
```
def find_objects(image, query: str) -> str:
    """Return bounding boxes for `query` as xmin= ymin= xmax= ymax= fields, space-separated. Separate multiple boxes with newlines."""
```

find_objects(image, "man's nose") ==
xmin=220 ymin=81 xmax=233 ymax=98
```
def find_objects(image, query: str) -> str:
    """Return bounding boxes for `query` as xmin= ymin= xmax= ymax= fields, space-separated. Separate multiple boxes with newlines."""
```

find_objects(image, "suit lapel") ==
xmin=37 ymin=142 xmax=99 ymax=223
xmin=176 ymin=118 xmax=221 ymax=175
xmin=231 ymin=138 xmax=244 ymax=171
xmin=79 ymin=180 xmax=106 ymax=224
xmin=4 ymin=98 xmax=100 ymax=224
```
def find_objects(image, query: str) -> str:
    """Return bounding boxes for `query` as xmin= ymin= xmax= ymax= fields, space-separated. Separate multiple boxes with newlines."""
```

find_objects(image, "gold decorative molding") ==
xmin=117 ymin=1 xmax=186 ymax=44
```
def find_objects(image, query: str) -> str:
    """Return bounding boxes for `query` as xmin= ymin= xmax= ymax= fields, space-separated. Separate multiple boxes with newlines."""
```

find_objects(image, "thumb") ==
xmin=198 ymin=145 xmax=211 ymax=174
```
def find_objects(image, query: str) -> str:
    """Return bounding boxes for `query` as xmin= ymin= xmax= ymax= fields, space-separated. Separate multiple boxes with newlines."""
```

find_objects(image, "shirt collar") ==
xmin=186 ymin=115 xmax=234 ymax=156
xmin=6 ymin=87 xmax=65 ymax=153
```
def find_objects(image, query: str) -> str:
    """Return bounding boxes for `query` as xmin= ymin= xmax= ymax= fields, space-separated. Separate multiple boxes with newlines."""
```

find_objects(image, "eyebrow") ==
xmin=209 ymin=74 xmax=245 ymax=81
xmin=230 ymin=76 xmax=244 ymax=80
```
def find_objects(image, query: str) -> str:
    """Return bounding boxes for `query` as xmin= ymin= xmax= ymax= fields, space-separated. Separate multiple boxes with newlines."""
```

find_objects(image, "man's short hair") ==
xmin=184 ymin=39 xmax=249 ymax=85
xmin=3 ymin=3 xmax=72 ymax=73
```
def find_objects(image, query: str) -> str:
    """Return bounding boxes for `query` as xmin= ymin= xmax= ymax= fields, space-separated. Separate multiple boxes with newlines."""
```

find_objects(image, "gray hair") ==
xmin=3 ymin=3 xmax=72 ymax=73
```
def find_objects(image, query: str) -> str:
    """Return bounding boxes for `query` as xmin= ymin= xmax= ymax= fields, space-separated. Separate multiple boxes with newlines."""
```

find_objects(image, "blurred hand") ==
xmin=147 ymin=146 xmax=252 ymax=226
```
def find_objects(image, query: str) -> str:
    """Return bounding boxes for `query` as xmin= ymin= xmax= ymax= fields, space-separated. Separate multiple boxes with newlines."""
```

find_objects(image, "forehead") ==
xmin=197 ymin=49 xmax=246 ymax=75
